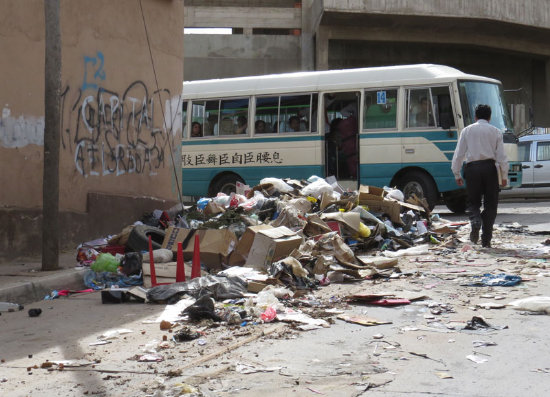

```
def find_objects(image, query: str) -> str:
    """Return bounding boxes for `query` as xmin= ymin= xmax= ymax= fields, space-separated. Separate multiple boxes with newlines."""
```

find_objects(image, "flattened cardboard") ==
xmin=358 ymin=185 xmax=385 ymax=202
xmin=228 ymin=224 xmax=273 ymax=266
xmin=321 ymin=212 xmax=361 ymax=233
xmin=361 ymin=199 xmax=402 ymax=225
xmin=161 ymin=227 xmax=237 ymax=269
xmin=245 ymin=226 xmax=303 ymax=270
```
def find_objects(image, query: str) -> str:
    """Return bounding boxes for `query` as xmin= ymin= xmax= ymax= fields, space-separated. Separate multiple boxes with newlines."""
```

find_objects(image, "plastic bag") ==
xmin=91 ymin=253 xmax=119 ymax=273
xmin=508 ymin=296 xmax=550 ymax=314
xmin=384 ymin=187 xmax=405 ymax=202
xmin=300 ymin=178 xmax=333 ymax=199
xmin=259 ymin=177 xmax=294 ymax=193
xmin=260 ymin=307 xmax=277 ymax=322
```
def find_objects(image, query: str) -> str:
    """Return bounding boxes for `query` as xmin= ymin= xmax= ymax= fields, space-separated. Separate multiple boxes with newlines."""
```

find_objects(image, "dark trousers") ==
xmin=464 ymin=159 xmax=499 ymax=244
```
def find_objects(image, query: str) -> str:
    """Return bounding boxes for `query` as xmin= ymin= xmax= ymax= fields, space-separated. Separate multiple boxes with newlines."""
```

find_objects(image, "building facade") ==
xmin=0 ymin=0 xmax=184 ymax=258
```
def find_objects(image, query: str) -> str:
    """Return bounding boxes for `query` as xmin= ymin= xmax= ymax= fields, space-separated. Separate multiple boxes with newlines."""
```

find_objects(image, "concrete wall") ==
xmin=0 ymin=0 xmax=183 ymax=258
xmin=184 ymin=34 xmax=300 ymax=80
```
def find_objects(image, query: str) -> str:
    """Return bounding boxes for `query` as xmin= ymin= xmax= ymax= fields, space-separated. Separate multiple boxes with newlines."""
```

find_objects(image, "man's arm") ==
xmin=451 ymin=128 xmax=468 ymax=184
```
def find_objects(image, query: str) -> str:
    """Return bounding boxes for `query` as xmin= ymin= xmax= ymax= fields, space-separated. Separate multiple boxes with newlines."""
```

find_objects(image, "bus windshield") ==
xmin=458 ymin=80 xmax=514 ymax=133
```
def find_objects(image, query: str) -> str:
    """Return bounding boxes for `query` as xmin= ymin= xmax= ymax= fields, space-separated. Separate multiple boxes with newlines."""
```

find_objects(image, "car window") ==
xmin=518 ymin=142 xmax=531 ymax=162
xmin=536 ymin=141 xmax=550 ymax=161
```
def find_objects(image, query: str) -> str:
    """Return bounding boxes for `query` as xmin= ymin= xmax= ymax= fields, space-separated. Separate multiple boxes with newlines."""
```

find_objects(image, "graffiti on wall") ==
xmin=61 ymin=51 xmax=182 ymax=177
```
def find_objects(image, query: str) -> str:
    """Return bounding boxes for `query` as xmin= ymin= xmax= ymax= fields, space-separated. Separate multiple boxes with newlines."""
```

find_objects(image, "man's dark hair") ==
xmin=475 ymin=104 xmax=491 ymax=121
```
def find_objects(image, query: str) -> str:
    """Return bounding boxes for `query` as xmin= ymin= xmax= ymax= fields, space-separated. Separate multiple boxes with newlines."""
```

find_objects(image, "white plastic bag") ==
xmin=300 ymin=178 xmax=333 ymax=199
xmin=259 ymin=177 xmax=294 ymax=193
xmin=508 ymin=296 xmax=550 ymax=314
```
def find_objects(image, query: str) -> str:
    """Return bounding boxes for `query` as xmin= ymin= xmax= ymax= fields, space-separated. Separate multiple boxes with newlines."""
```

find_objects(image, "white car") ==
xmin=501 ymin=134 xmax=550 ymax=198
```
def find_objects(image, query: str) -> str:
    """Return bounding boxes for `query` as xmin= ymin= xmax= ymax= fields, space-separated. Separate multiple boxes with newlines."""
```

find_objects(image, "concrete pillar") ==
xmin=300 ymin=0 xmax=314 ymax=71
xmin=315 ymin=25 xmax=329 ymax=70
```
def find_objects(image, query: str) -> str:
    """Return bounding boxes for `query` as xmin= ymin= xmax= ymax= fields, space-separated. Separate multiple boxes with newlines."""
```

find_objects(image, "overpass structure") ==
xmin=184 ymin=0 xmax=550 ymax=129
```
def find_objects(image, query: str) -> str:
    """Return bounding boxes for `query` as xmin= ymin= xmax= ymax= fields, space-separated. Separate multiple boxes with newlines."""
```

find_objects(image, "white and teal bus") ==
xmin=181 ymin=64 xmax=522 ymax=212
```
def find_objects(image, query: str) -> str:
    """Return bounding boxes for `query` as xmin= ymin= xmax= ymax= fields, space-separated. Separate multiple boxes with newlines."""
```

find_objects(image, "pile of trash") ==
xmin=72 ymin=175 xmax=468 ymax=325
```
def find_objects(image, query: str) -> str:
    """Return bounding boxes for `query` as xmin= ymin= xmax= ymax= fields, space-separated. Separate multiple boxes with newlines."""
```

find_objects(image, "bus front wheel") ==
xmin=397 ymin=171 xmax=438 ymax=210
xmin=209 ymin=174 xmax=244 ymax=197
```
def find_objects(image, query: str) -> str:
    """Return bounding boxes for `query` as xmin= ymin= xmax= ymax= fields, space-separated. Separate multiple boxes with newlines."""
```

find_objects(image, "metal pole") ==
xmin=42 ymin=0 xmax=61 ymax=271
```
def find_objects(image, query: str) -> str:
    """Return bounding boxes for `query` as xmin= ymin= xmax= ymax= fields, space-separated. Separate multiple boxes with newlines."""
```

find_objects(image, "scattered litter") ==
xmin=466 ymin=354 xmax=488 ymax=364
xmin=235 ymin=362 xmax=282 ymax=374
xmin=28 ymin=308 xmax=42 ymax=317
xmin=508 ymin=296 xmax=550 ymax=314
xmin=337 ymin=314 xmax=392 ymax=326
xmin=472 ymin=340 xmax=497 ymax=348
xmin=435 ymin=372 xmax=453 ymax=379
xmin=138 ymin=354 xmax=164 ymax=362
xmin=467 ymin=273 xmax=522 ymax=287
xmin=463 ymin=316 xmax=508 ymax=331
xmin=98 ymin=329 xmax=133 ymax=340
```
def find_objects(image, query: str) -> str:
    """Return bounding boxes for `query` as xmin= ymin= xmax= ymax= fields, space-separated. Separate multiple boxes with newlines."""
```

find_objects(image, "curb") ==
xmin=0 ymin=268 xmax=87 ymax=305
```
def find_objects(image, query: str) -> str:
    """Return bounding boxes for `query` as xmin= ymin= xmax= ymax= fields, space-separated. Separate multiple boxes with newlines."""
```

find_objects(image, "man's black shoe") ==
xmin=482 ymin=242 xmax=491 ymax=248
xmin=470 ymin=222 xmax=481 ymax=244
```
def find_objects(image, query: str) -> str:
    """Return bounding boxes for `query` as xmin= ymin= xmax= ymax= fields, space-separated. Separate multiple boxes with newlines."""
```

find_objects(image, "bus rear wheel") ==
xmin=209 ymin=174 xmax=244 ymax=196
xmin=397 ymin=171 xmax=438 ymax=210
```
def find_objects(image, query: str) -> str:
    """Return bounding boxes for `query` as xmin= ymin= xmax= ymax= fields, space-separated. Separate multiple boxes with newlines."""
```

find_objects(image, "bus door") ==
xmin=323 ymin=92 xmax=360 ymax=185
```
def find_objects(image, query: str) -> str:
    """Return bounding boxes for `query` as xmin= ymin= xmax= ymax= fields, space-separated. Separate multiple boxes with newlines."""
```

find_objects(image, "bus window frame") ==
xmin=405 ymin=84 xmax=456 ymax=130
xmin=189 ymin=96 xmax=251 ymax=138
xmin=254 ymin=92 xmax=317 ymax=135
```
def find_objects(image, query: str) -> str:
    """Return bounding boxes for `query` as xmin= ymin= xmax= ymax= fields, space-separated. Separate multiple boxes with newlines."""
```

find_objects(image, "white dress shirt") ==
xmin=451 ymin=119 xmax=508 ymax=180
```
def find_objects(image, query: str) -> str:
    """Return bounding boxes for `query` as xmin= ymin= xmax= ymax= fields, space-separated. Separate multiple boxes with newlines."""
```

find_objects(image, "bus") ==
xmin=181 ymin=64 xmax=522 ymax=212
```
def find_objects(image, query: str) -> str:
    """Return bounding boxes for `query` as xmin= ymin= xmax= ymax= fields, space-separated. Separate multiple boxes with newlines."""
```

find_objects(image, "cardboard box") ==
xmin=228 ymin=224 xmax=273 ymax=266
xmin=245 ymin=226 xmax=303 ymax=270
xmin=361 ymin=199 xmax=402 ymax=225
xmin=358 ymin=185 xmax=385 ymax=202
xmin=161 ymin=227 xmax=237 ymax=270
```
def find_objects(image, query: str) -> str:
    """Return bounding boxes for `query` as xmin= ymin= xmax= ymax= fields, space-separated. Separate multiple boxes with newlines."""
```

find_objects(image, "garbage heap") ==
xmin=78 ymin=176 xmax=459 ymax=302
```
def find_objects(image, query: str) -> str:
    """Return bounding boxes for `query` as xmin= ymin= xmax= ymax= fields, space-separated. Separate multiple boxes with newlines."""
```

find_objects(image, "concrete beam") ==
xmin=184 ymin=6 xmax=301 ymax=29
xmin=322 ymin=0 xmax=550 ymax=30
xmin=326 ymin=25 xmax=550 ymax=57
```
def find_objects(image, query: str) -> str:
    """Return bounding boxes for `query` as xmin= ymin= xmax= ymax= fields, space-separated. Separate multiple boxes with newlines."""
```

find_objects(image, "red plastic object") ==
xmin=367 ymin=298 xmax=411 ymax=306
xmin=176 ymin=242 xmax=186 ymax=282
xmin=191 ymin=234 xmax=201 ymax=279
xmin=260 ymin=307 xmax=277 ymax=322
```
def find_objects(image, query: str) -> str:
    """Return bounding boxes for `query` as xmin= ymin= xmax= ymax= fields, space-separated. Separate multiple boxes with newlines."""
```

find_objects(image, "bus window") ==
xmin=407 ymin=88 xmax=434 ymax=128
xmin=363 ymin=89 xmax=397 ymax=130
xmin=255 ymin=96 xmax=279 ymax=133
xmin=219 ymin=97 xmax=249 ymax=135
xmin=280 ymin=94 xmax=311 ymax=133
xmin=431 ymin=86 xmax=455 ymax=129
xmin=196 ymin=100 xmax=219 ymax=136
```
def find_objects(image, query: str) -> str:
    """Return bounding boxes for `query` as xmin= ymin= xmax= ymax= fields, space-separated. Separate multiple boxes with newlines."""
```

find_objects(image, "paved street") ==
xmin=1 ymin=200 xmax=549 ymax=397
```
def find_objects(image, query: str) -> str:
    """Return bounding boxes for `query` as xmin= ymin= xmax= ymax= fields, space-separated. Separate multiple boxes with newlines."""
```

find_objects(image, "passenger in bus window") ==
xmin=235 ymin=115 xmax=248 ymax=134
xmin=415 ymin=97 xmax=434 ymax=127
xmin=255 ymin=119 xmax=267 ymax=133
xmin=191 ymin=121 xmax=202 ymax=137
xmin=204 ymin=114 xmax=218 ymax=136
xmin=288 ymin=116 xmax=301 ymax=132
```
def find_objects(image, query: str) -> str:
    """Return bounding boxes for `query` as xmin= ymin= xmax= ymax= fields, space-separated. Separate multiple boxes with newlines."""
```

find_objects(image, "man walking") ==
xmin=451 ymin=104 xmax=508 ymax=248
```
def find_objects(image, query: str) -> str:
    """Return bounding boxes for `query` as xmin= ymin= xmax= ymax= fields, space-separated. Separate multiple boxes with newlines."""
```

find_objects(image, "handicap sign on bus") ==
xmin=377 ymin=91 xmax=387 ymax=105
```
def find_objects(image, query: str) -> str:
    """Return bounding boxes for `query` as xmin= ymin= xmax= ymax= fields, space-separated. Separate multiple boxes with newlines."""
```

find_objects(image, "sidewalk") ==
xmin=0 ymin=251 xmax=87 ymax=305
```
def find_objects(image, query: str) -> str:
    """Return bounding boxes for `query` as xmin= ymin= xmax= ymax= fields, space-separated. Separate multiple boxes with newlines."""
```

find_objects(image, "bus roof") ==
xmin=182 ymin=64 xmax=501 ymax=99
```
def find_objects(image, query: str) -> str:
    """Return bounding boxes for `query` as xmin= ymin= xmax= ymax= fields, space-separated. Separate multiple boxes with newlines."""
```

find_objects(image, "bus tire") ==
xmin=443 ymin=192 xmax=468 ymax=214
xmin=209 ymin=174 xmax=244 ymax=196
xmin=397 ymin=171 xmax=438 ymax=210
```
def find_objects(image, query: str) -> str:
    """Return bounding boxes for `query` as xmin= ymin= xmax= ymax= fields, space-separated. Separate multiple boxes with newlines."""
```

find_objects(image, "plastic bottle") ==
xmin=416 ymin=220 xmax=428 ymax=235
xmin=0 ymin=302 xmax=24 ymax=312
